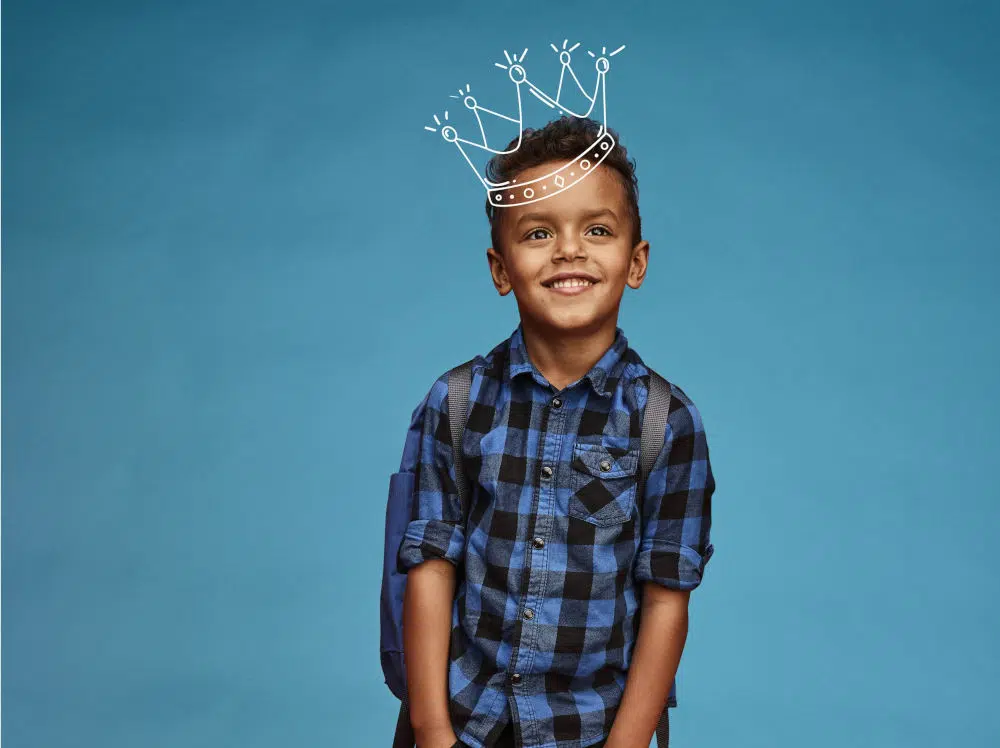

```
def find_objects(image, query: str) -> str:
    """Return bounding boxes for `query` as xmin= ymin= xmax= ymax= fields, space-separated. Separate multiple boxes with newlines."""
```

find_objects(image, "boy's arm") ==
xmin=604 ymin=584 xmax=689 ymax=748
xmin=404 ymin=559 xmax=458 ymax=747
xmin=396 ymin=375 xmax=466 ymax=747
xmin=607 ymin=393 xmax=716 ymax=748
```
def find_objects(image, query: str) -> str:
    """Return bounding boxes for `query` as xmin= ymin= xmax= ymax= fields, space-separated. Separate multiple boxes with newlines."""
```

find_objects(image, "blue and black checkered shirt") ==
xmin=397 ymin=323 xmax=715 ymax=748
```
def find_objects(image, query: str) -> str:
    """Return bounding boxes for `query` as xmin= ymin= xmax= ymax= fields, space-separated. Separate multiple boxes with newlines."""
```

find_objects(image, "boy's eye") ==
xmin=525 ymin=226 xmax=612 ymax=240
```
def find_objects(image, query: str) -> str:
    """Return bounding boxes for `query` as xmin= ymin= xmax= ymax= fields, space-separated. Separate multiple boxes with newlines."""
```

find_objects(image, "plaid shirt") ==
xmin=397 ymin=323 xmax=715 ymax=748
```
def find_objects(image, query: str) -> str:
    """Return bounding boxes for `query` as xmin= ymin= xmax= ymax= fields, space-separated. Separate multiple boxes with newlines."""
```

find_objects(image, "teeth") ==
xmin=552 ymin=279 xmax=594 ymax=288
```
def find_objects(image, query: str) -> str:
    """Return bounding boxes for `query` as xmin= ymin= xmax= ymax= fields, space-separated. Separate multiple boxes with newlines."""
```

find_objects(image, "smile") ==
xmin=546 ymin=279 xmax=597 ymax=295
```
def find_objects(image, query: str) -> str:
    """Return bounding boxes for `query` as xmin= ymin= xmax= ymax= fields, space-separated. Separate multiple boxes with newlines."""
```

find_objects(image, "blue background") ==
xmin=4 ymin=1 xmax=999 ymax=746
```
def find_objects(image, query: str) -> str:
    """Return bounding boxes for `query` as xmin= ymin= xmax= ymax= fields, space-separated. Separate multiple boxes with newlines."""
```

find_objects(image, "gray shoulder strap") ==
xmin=447 ymin=359 xmax=476 ymax=519
xmin=638 ymin=370 xmax=672 ymax=511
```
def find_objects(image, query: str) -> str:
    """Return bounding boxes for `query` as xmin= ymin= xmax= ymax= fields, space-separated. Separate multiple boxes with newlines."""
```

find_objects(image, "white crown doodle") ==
xmin=424 ymin=40 xmax=626 ymax=207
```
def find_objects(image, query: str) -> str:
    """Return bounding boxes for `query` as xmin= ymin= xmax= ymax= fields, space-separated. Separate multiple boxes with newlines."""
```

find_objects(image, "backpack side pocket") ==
xmin=380 ymin=470 xmax=416 ymax=701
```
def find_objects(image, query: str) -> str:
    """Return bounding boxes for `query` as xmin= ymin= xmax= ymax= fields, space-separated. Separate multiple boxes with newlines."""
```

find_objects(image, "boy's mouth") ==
xmin=542 ymin=272 xmax=600 ymax=296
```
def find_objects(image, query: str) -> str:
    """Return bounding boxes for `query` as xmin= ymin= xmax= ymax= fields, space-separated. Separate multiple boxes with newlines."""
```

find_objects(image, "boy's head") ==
xmin=484 ymin=116 xmax=649 ymax=336
xmin=484 ymin=117 xmax=642 ymax=253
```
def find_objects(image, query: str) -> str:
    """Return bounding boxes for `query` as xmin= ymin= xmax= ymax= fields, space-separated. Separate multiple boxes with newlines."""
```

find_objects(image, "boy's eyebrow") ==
xmin=515 ymin=208 xmax=619 ymax=228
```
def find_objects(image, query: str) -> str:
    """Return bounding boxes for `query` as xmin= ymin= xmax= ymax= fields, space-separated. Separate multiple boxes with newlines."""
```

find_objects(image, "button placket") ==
xmin=514 ymin=385 xmax=565 ymax=694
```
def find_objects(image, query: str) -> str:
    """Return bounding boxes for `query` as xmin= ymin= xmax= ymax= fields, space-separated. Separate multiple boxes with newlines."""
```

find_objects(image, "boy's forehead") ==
xmin=507 ymin=161 xmax=627 ymax=220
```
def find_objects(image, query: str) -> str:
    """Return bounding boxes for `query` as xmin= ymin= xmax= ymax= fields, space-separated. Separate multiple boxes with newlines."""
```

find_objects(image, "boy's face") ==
xmin=486 ymin=161 xmax=649 ymax=336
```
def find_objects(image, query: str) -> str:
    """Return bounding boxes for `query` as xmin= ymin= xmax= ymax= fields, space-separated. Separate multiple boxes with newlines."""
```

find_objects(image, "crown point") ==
xmin=596 ymin=57 xmax=610 ymax=73
xmin=559 ymin=51 xmax=571 ymax=65
xmin=464 ymin=95 xmax=477 ymax=109
xmin=441 ymin=125 xmax=458 ymax=143
xmin=508 ymin=64 xmax=526 ymax=84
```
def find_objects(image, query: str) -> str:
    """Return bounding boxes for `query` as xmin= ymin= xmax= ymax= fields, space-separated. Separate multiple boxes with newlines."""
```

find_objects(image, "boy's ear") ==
xmin=486 ymin=247 xmax=513 ymax=295
xmin=627 ymin=240 xmax=650 ymax=289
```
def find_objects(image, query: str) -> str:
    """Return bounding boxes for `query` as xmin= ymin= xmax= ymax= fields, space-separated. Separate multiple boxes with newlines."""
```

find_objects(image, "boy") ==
xmin=397 ymin=116 xmax=715 ymax=748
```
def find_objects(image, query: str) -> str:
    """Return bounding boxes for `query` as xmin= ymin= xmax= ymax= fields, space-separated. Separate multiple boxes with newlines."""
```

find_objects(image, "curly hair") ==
xmin=484 ymin=116 xmax=641 ymax=253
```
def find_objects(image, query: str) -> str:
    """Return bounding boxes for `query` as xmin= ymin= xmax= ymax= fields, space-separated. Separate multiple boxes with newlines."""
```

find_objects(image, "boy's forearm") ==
xmin=403 ymin=559 xmax=458 ymax=745
xmin=605 ymin=583 xmax=690 ymax=748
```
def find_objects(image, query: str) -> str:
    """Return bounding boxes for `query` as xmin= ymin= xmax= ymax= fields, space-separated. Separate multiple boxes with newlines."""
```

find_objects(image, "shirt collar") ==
xmin=507 ymin=322 xmax=628 ymax=398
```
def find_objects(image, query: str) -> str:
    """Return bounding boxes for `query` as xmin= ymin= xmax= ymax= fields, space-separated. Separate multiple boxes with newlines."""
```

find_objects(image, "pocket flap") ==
xmin=572 ymin=443 xmax=638 ymax=479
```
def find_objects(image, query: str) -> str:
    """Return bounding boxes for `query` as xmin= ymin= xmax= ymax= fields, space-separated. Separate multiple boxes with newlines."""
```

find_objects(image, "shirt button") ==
xmin=541 ymin=465 xmax=553 ymax=479
xmin=511 ymin=673 xmax=522 ymax=685
xmin=523 ymin=608 xmax=534 ymax=620
xmin=532 ymin=537 xmax=545 ymax=549
xmin=599 ymin=459 xmax=612 ymax=472
xmin=551 ymin=396 xmax=562 ymax=409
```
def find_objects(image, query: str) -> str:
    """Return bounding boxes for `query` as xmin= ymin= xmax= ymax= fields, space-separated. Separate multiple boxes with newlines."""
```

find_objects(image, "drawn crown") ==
xmin=425 ymin=40 xmax=626 ymax=207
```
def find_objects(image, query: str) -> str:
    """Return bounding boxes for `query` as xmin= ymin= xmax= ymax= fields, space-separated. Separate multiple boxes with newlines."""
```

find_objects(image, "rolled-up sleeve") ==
xmin=396 ymin=373 xmax=467 ymax=572
xmin=634 ymin=389 xmax=715 ymax=591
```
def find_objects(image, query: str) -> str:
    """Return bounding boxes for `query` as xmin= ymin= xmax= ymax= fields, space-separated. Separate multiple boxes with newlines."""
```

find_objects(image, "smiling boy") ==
xmin=397 ymin=116 xmax=715 ymax=748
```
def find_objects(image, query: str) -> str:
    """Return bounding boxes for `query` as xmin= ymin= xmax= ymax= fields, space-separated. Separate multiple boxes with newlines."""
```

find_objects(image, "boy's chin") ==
xmin=527 ymin=309 xmax=612 ymax=336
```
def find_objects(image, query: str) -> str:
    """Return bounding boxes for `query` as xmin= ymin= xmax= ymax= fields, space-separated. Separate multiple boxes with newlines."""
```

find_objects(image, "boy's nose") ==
xmin=553 ymin=237 xmax=585 ymax=259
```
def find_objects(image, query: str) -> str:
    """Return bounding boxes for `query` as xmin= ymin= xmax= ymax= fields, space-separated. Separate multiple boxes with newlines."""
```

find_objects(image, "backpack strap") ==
xmin=638 ymin=369 xmax=671 ymax=514
xmin=638 ymin=368 xmax=673 ymax=748
xmin=447 ymin=358 xmax=477 ymax=523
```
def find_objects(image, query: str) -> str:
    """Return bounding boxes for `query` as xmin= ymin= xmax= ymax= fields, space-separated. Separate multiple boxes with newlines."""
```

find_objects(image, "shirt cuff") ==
xmin=397 ymin=519 xmax=467 ymax=572
xmin=634 ymin=541 xmax=714 ymax=591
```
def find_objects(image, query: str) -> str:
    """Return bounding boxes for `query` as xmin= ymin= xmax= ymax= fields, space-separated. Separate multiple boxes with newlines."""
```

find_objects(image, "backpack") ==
xmin=380 ymin=358 xmax=673 ymax=747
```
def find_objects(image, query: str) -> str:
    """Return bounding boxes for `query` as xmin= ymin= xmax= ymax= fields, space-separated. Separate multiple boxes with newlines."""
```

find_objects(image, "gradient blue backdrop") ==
xmin=4 ymin=1 xmax=999 ymax=746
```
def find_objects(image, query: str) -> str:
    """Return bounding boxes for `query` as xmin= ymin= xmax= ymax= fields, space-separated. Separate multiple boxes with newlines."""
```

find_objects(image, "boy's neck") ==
xmin=519 ymin=318 xmax=618 ymax=392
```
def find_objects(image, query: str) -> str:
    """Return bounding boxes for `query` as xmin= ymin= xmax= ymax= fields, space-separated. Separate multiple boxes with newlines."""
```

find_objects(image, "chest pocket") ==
xmin=567 ymin=442 xmax=640 ymax=527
